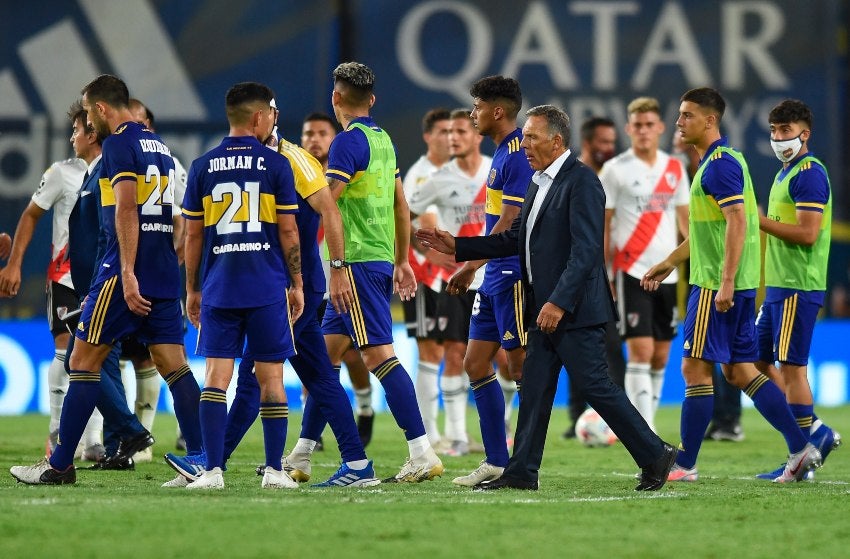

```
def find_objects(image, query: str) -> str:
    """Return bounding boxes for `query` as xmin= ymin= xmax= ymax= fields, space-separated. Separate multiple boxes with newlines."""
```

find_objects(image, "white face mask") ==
xmin=770 ymin=133 xmax=803 ymax=163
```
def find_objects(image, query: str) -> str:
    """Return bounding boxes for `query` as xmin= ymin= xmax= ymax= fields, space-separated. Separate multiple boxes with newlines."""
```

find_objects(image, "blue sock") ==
xmin=50 ymin=370 xmax=101 ymax=470
xmin=373 ymin=357 xmax=426 ymax=441
xmin=164 ymin=365 xmax=203 ymax=454
xmin=789 ymin=403 xmax=814 ymax=436
xmin=299 ymin=365 xmax=340 ymax=441
xmin=471 ymin=374 xmax=509 ymax=467
xmin=677 ymin=385 xmax=714 ymax=469
xmin=223 ymin=359 xmax=260 ymax=463
xmin=745 ymin=374 xmax=807 ymax=454
xmin=260 ymin=402 xmax=288 ymax=470
xmin=199 ymin=387 xmax=227 ymax=469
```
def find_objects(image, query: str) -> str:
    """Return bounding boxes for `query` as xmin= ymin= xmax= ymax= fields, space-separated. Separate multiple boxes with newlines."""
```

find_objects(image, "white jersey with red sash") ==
xmin=600 ymin=148 xmax=689 ymax=283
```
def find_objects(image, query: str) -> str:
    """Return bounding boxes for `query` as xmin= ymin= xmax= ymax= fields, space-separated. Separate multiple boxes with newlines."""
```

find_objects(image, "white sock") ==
xmin=811 ymin=419 xmax=824 ymax=434
xmin=440 ymin=374 xmax=468 ymax=443
xmin=497 ymin=373 xmax=518 ymax=424
xmin=82 ymin=408 xmax=104 ymax=448
xmin=47 ymin=350 xmax=68 ymax=433
xmin=134 ymin=366 xmax=160 ymax=432
xmin=407 ymin=434 xmax=431 ymax=460
xmin=354 ymin=388 xmax=373 ymax=416
xmin=293 ymin=437 xmax=317 ymax=455
xmin=625 ymin=362 xmax=654 ymax=431
xmin=345 ymin=459 xmax=369 ymax=470
xmin=415 ymin=361 xmax=441 ymax=445
xmin=650 ymin=367 xmax=666 ymax=416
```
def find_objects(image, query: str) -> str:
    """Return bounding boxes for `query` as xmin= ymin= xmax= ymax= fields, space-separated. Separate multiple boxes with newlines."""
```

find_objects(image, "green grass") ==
xmin=1 ymin=406 xmax=848 ymax=559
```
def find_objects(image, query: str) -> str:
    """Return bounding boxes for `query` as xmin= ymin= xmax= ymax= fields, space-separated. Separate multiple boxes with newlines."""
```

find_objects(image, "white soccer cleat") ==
xmin=161 ymin=475 xmax=189 ymax=488
xmin=282 ymin=451 xmax=312 ymax=482
xmin=774 ymin=442 xmax=822 ymax=483
xmin=186 ymin=467 xmax=224 ymax=490
xmin=385 ymin=448 xmax=444 ymax=483
xmin=262 ymin=467 xmax=299 ymax=489
xmin=452 ymin=460 xmax=504 ymax=487
xmin=133 ymin=447 xmax=153 ymax=463
xmin=667 ymin=464 xmax=699 ymax=482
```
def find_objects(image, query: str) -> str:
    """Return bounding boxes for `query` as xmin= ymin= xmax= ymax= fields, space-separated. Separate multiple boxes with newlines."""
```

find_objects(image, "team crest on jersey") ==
xmin=665 ymin=172 xmax=678 ymax=186
xmin=114 ymin=124 xmax=127 ymax=135
xmin=627 ymin=313 xmax=640 ymax=328
xmin=55 ymin=306 xmax=68 ymax=320
xmin=438 ymin=317 xmax=448 ymax=331
xmin=425 ymin=318 xmax=436 ymax=332
xmin=77 ymin=321 xmax=85 ymax=332
xmin=488 ymin=168 xmax=497 ymax=186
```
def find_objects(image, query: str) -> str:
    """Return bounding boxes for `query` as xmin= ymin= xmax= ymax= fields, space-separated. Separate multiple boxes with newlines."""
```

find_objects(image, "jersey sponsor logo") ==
xmin=140 ymin=222 xmax=174 ymax=233
xmin=212 ymin=241 xmax=271 ymax=255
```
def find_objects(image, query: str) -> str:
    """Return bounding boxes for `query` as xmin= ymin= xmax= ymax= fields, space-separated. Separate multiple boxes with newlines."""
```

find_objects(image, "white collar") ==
xmin=87 ymin=154 xmax=102 ymax=175
xmin=532 ymin=148 xmax=570 ymax=185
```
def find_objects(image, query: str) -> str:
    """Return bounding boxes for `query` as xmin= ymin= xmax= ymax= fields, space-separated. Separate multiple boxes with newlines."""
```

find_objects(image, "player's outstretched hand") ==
xmin=122 ymin=272 xmax=151 ymax=316
xmin=0 ymin=264 xmax=21 ymax=298
xmin=288 ymin=286 xmax=304 ymax=324
xmin=641 ymin=261 xmax=675 ymax=292
xmin=415 ymin=227 xmax=456 ymax=255
xmin=394 ymin=262 xmax=417 ymax=301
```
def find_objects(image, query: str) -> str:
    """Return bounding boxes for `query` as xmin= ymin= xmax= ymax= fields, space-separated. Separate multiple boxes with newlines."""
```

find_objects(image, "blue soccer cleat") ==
xmin=810 ymin=425 xmax=841 ymax=463
xmin=165 ymin=451 xmax=207 ymax=482
xmin=311 ymin=460 xmax=381 ymax=488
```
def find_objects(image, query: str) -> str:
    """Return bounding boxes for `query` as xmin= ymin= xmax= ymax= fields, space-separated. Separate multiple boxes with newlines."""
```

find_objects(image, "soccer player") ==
xmin=754 ymin=99 xmax=841 ymax=479
xmin=302 ymin=111 xmax=376 ymax=447
xmin=600 ymin=97 xmax=689 ymax=432
xmin=289 ymin=62 xmax=443 ymax=483
xmin=407 ymin=108 xmax=491 ymax=458
xmin=0 ymin=105 xmax=105 ymax=461
xmin=443 ymin=76 xmax=532 ymax=487
xmin=10 ymin=74 xmax=203 ymax=485
xmin=178 ymin=82 xmax=305 ymax=490
xmin=642 ymin=87 xmax=821 ymax=483
xmin=403 ymin=107 xmax=452 ymax=446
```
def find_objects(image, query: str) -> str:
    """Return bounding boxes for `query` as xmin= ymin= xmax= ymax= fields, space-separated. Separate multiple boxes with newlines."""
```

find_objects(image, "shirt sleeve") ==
xmin=180 ymin=160 xmax=204 ymax=220
xmin=789 ymin=162 xmax=830 ymax=213
xmin=701 ymin=153 xmax=744 ymax=208
xmin=326 ymin=129 xmax=367 ymax=184
xmin=598 ymin=162 xmax=618 ymax=210
xmin=31 ymin=162 xmax=67 ymax=211
xmin=282 ymin=145 xmax=326 ymax=201
xmin=500 ymin=150 xmax=532 ymax=208
xmin=274 ymin=157 xmax=299 ymax=214
xmin=104 ymin=136 xmax=139 ymax=187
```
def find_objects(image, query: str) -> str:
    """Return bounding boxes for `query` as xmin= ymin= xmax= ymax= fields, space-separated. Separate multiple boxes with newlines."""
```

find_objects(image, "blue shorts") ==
xmin=75 ymin=274 xmax=184 ymax=346
xmin=468 ymin=280 xmax=526 ymax=350
xmin=198 ymin=299 xmax=295 ymax=361
xmin=756 ymin=294 xmax=820 ymax=366
xmin=682 ymin=287 xmax=758 ymax=364
xmin=321 ymin=261 xmax=394 ymax=349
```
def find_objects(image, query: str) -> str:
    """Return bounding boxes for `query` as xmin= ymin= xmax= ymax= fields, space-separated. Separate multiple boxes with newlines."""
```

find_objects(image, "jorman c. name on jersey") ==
xmin=182 ymin=135 xmax=299 ymax=309
xmin=97 ymin=121 xmax=179 ymax=298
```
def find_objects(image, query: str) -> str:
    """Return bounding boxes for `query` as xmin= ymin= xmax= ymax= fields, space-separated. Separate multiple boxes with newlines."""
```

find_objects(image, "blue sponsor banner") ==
xmin=1 ymin=318 xmax=847 ymax=415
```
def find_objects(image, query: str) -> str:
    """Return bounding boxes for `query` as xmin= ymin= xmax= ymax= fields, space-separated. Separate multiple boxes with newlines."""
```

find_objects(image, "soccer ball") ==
xmin=575 ymin=408 xmax=618 ymax=447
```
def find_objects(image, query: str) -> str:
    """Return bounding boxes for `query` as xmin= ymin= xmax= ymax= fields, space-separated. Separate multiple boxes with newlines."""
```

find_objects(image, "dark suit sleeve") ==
xmin=455 ymin=216 xmax=521 ymax=262
xmin=549 ymin=173 xmax=605 ymax=314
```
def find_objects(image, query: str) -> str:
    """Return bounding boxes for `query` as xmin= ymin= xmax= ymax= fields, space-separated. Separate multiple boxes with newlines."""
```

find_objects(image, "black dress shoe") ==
xmin=87 ymin=455 xmax=135 ymax=470
xmin=635 ymin=443 xmax=677 ymax=491
xmin=113 ymin=429 xmax=155 ymax=462
xmin=473 ymin=476 xmax=538 ymax=491
xmin=357 ymin=414 xmax=374 ymax=448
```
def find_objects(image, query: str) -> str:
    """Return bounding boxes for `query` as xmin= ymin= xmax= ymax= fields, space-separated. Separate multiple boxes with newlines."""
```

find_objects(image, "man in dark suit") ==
xmin=416 ymin=104 xmax=677 ymax=491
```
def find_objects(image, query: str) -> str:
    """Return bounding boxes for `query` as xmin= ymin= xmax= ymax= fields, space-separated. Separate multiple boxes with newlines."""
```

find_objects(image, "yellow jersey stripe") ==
xmin=503 ymin=194 xmax=525 ymax=204
xmin=88 ymin=275 xmax=116 ymax=344
xmin=182 ymin=208 xmax=204 ymax=217
xmin=327 ymin=169 xmax=351 ymax=181
xmin=716 ymin=194 xmax=744 ymax=205
xmin=796 ymin=202 xmax=825 ymax=210
xmin=276 ymin=203 xmax=299 ymax=211
xmin=345 ymin=267 xmax=368 ymax=346
xmin=111 ymin=171 xmax=137 ymax=184
xmin=514 ymin=282 xmax=527 ymax=347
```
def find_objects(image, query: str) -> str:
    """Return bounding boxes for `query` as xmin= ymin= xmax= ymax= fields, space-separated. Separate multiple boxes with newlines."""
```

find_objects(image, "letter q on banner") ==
xmin=0 ymin=335 xmax=37 ymax=414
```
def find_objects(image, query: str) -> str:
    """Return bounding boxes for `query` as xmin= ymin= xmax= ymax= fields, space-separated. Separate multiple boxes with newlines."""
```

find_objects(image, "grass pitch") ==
xmin=1 ymin=405 xmax=848 ymax=559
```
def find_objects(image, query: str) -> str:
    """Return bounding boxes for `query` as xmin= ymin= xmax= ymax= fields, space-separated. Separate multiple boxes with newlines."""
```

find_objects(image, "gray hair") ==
xmin=526 ymin=104 xmax=571 ymax=145
xmin=332 ymin=62 xmax=375 ymax=92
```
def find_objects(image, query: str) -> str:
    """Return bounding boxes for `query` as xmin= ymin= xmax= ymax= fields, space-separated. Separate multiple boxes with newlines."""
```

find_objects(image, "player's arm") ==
xmin=114 ymin=178 xmax=151 ymax=316
xmin=304 ymin=186 xmax=352 ymax=313
xmin=716 ymin=203 xmax=745 ymax=312
xmin=278 ymin=212 xmax=303 ymax=323
xmin=0 ymin=232 xmax=11 ymax=260
xmin=759 ymin=209 xmax=821 ymax=246
xmin=183 ymin=217 xmax=203 ymax=327
xmin=393 ymin=176 xmax=416 ymax=300
xmin=0 ymin=202 xmax=46 ymax=297
xmin=642 ymin=237 xmax=690 ymax=291
xmin=172 ymin=214 xmax=186 ymax=265
xmin=675 ymin=204 xmax=690 ymax=239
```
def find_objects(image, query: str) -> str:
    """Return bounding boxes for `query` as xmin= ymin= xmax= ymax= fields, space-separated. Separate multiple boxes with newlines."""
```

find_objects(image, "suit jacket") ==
xmin=68 ymin=158 xmax=104 ymax=298
xmin=455 ymin=150 xmax=617 ymax=331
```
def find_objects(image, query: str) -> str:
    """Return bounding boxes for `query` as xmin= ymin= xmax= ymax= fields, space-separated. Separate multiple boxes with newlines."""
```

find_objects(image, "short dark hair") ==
xmin=225 ymin=82 xmax=274 ymax=124
xmin=469 ymin=76 xmax=522 ymax=119
xmin=422 ymin=108 xmax=451 ymax=133
xmin=303 ymin=112 xmax=337 ymax=130
xmin=526 ymin=105 xmax=571 ymax=145
xmin=129 ymin=98 xmax=155 ymax=127
xmin=450 ymin=108 xmax=473 ymax=121
xmin=81 ymin=74 xmax=129 ymax=108
xmin=580 ymin=117 xmax=615 ymax=144
xmin=681 ymin=87 xmax=726 ymax=121
xmin=332 ymin=62 xmax=375 ymax=106
xmin=67 ymin=99 xmax=101 ymax=143
xmin=769 ymin=99 xmax=813 ymax=129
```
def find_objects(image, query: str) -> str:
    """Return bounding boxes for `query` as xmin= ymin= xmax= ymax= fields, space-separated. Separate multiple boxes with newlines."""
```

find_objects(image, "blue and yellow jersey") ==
xmin=98 ymin=121 xmax=179 ymax=298
xmin=182 ymin=135 xmax=298 ymax=308
xmin=482 ymin=127 xmax=532 ymax=295
xmin=279 ymin=138 xmax=326 ymax=295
